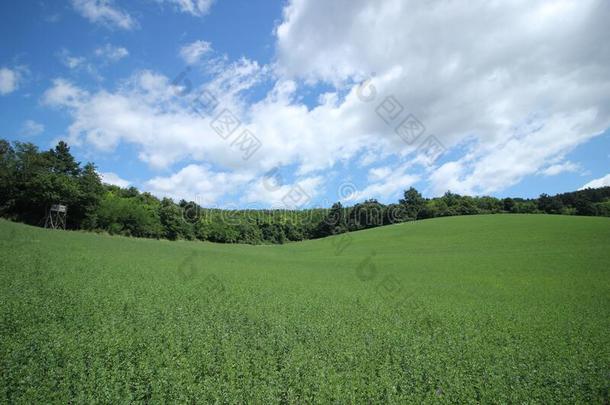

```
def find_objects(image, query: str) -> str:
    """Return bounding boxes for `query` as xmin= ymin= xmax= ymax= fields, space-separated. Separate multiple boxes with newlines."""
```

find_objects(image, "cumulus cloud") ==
xmin=427 ymin=110 xmax=602 ymax=195
xmin=100 ymin=172 xmax=130 ymax=188
xmin=158 ymin=0 xmax=215 ymax=16
xmin=580 ymin=174 xmax=610 ymax=190
xmin=57 ymin=49 xmax=105 ymax=81
xmin=71 ymin=0 xmax=135 ymax=29
xmin=344 ymin=164 xmax=419 ymax=203
xmin=20 ymin=120 xmax=45 ymax=137
xmin=0 ymin=67 xmax=22 ymax=95
xmin=95 ymin=44 xmax=129 ymax=62
xmin=58 ymin=49 xmax=86 ymax=69
xmin=42 ymin=78 xmax=89 ymax=108
xmin=539 ymin=161 xmax=581 ymax=176
xmin=146 ymin=164 xmax=252 ymax=204
xmin=179 ymin=40 xmax=212 ymax=64
xmin=276 ymin=0 xmax=610 ymax=196
xmin=42 ymin=0 xmax=610 ymax=205
xmin=39 ymin=63 xmax=270 ymax=170
xmin=242 ymin=175 xmax=324 ymax=208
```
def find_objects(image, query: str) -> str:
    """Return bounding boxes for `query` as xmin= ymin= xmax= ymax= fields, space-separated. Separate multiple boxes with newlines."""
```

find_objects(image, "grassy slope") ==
xmin=1 ymin=215 xmax=609 ymax=403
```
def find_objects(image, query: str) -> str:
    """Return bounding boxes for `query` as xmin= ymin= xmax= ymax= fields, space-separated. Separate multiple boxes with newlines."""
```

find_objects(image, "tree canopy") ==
xmin=1 ymin=138 xmax=609 ymax=244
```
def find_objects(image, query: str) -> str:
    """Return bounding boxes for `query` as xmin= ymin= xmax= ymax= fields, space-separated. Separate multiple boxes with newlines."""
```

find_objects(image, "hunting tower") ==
xmin=44 ymin=204 xmax=68 ymax=230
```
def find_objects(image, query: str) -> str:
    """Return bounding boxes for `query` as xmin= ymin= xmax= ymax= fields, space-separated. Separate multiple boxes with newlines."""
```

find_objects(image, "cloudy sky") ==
xmin=1 ymin=0 xmax=609 ymax=208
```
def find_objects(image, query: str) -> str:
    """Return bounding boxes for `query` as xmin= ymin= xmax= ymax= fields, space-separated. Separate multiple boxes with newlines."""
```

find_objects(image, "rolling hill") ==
xmin=1 ymin=214 xmax=609 ymax=403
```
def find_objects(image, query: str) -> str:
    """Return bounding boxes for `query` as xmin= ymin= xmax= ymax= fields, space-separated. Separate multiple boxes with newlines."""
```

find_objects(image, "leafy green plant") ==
xmin=1 ymin=214 xmax=609 ymax=403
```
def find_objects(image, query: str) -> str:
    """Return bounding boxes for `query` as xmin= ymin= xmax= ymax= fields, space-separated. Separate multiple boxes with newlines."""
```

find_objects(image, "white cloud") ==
xmin=57 ymin=50 xmax=104 ymax=80
xmin=179 ymin=40 xmax=212 ymax=64
xmin=58 ymin=49 xmax=86 ymax=69
xmin=276 ymin=0 xmax=610 ymax=196
xmin=0 ymin=67 xmax=21 ymax=95
xmin=71 ymin=0 xmax=135 ymax=29
xmin=345 ymin=164 xmax=419 ymax=202
xmin=427 ymin=110 xmax=603 ymax=195
xmin=39 ymin=61 xmax=273 ymax=170
xmin=42 ymin=78 xmax=88 ymax=109
xmin=145 ymin=164 xmax=325 ymax=208
xmin=368 ymin=166 xmax=392 ymax=182
xmin=580 ymin=174 xmax=610 ymax=190
xmin=65 ymin=56 xmax=86 ymax=69
xmin=242 ymin=175 xmax=324 ymax=208
xmin=20 ymin=120 xmax=45 ymax=137
xmin=539 ymin=161 xmax=581 ymax=176
xmin=95 ymin=44 xmax=129 ymax=62
xmin=159 ymin=0 xmax=215 ymax=16
xmin=100 ymin=172 xmax=130 ymax=188
xmin=42 ymin=0 xmax=610 ymax=205
xmin=146 ymin=164 xmax=252 ymax=204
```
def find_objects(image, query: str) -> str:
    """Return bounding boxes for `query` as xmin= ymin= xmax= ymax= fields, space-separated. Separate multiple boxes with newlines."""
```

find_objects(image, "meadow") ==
xmin=1 ymin=214 xmax=609 ymax=403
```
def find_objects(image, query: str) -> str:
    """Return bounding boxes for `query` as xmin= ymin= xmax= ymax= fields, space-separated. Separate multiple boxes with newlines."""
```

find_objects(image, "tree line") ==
xmin=1 ymin=139 xmax=609 ymax=244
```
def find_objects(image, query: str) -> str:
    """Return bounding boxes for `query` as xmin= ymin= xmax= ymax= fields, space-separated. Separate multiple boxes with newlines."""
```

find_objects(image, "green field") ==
xmin=1 ymin=214 xmax=609 ymax=403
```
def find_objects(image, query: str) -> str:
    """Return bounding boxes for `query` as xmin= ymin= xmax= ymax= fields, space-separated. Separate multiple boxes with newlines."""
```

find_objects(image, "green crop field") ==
xmin=1 ymin=214 xmax=609 ymax=403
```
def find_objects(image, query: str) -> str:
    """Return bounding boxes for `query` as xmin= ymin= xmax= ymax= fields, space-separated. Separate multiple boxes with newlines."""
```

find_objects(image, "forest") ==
xmin=2 ymin=138 xmax=610 ymax=244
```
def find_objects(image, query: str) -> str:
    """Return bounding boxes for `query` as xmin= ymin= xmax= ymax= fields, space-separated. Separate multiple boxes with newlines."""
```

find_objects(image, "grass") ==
xmin=1 ymin=214 xmax=609 ymax=403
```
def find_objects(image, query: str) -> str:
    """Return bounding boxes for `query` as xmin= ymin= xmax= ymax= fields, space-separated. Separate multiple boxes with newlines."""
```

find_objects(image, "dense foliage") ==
xmin=1 ymin=215 xmax=609 ymax=402
xmin=1 ymin=138 xmax=609 ymax=244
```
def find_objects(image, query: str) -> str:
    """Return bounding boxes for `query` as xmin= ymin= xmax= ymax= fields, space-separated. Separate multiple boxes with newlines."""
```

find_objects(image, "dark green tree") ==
xmin=538 ymin=193 xmax=564 ymax=214
xmin=0 ymin=140 xmax=16 ymax=213
xmin=48 ymin=141 xmax=80 ymax=176
xmin=503 ymin=197 xmax=515 ymax=212
xmin=159 ymin=198 xmax=186 ymax=240
xmin=316 ymin=202 xmax=347 ymax=237
xmin=75 ymin=162 xmax=105 ymax=229
xmin=574 ymin=199 xmax=597 ymax=216
xmin=399 ymin=187 xmax=425 ymax=220
xmin=383 ymin=203 xmax=407 ymax=224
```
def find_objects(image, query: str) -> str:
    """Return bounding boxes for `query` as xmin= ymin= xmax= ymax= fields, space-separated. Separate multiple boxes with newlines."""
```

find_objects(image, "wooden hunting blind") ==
xmin=44 ymin=204 xmax=68 ymax=230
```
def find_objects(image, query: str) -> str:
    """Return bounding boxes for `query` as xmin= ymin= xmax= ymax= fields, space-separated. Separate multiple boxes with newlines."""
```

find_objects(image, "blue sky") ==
xmin=1 ymin=0 xmax=609 ymax=208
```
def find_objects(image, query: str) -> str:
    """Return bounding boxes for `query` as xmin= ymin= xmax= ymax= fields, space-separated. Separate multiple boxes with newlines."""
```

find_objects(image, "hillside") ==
xmin=3 ymin=138 xmax=610 ymax=245
xmin=1 ymin=215 xmax=609 ymax=403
